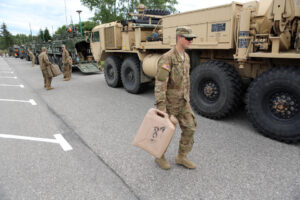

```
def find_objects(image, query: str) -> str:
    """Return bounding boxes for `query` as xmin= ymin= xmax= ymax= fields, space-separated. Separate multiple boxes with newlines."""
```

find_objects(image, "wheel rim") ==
xmin=107 ymin=65 xmax=115 ymax=80
xmin=198 ymin=79 xmax=220 ymax=103
xmin=268 ymin=91 xmax=299 ymax=120
xmin=125 ymin=67 xmax=135 ymax=86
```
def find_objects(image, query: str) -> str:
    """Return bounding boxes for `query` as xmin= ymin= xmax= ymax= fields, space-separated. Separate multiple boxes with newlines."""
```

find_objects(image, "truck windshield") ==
xmin=92 ymin=31 xmax=100 ymax=42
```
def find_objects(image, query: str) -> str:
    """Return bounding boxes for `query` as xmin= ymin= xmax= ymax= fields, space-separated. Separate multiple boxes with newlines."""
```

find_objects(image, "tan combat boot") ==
xmin=46 ymin=87 xmax=54 ymax=90
xmin=175 ymin=153 xmax=196 ymax=169
xmin=155 ymin=154 xmax=171 ymax=170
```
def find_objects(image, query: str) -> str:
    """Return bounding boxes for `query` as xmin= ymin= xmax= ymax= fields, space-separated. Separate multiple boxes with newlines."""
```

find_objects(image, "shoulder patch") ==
xmin=161 ymin=64 xmax=170 ymax=72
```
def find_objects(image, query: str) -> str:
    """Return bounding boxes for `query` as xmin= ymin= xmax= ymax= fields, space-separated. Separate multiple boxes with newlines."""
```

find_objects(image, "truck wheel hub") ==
xmin=202 ymin=81 xmax=219 ymax=101
xmin=270 ymin=92 xmax=298 ymax=119
xmin=108 ymin=66 xmax=114 ymax=78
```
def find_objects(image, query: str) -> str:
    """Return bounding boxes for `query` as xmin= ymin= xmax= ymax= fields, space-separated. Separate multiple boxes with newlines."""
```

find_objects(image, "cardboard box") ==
xmin=133 ymin=108 xmax=177 ymax=158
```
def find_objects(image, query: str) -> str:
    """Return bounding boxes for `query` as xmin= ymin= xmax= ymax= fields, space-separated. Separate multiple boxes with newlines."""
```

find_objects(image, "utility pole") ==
xmin=76 ymin=10 xmax=83 ymax=37
xmin=64 ymin=0 xmax=68 ymax=25
xmin=29 ymin=23 xmax=32 ymax=41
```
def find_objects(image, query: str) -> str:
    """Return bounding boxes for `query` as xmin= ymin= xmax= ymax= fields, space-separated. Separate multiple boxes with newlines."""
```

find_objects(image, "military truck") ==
xmin=46 ymin=28 xmax=100 ymax=73
xmin=13 ymin=45 xmax=20 ymax=58
xmin=90 ymin=0 xmax=300 ymax=143
xmin=19 ymin=45 xmax=25 ymax=59
xmin=8 ymin=47 xmax=13 ymax=57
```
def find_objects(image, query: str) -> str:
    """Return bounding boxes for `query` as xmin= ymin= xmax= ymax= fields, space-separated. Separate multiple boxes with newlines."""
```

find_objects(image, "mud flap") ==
xmin=75 ymin=62 xmax=100 ymax=73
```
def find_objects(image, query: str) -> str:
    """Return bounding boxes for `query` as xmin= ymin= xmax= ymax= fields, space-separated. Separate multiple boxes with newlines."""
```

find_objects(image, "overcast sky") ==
xmin=0 ymin=0 xmax=250 ymax=35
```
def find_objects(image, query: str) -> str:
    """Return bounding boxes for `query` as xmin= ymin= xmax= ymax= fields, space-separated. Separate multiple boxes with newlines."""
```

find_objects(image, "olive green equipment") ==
xmin=90 ymin=1 xmax=300 ymax=143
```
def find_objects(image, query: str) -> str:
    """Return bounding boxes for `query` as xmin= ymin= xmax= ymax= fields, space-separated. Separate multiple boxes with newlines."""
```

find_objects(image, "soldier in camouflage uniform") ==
xmin=61 ymin=45 xmax=72 ymax=81
xmin=38 ymin=47 xmax=53 ymax=90
xmin=28 ymin=49 xmax=35 ymax=67
xmin=155 ymin=26 xmax=197 ymax=170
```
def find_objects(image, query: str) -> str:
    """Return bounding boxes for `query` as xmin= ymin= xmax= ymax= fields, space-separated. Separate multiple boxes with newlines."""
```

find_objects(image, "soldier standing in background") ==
xmin=28 ymin=49 xmax=35 ymax=67
xmin=61 ymin=45 xmax=72 ymax=81
xmin=38 ymin=47 xmax=53 ymax=90
xmin=154 ymin=26 xmax=197 ymax=170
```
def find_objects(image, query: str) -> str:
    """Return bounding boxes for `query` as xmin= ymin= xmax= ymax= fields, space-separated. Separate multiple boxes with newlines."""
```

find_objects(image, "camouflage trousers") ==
xmin=63 ymin=64 xmax=72 ymax=79
xmin=31 ymin=57 xmax=35 ymax=67
xmin=41 ymin=69 xmax=52 ymax=88
xmin=166 ymin=99 xmax=197 ymax=155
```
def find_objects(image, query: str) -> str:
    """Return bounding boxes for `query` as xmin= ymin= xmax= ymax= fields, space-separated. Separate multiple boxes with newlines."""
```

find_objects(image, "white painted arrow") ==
xmin=0 ymin=84 xmax=24 ymax=88
xmin=0 ymin=98 xmax=36 ymax=105
xmin=0 ymin=133 xmax=73 ymax=151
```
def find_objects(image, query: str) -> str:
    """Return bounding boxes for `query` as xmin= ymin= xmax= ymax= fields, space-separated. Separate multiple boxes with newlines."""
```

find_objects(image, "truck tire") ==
xmin=55 ymin=56 xmax=63 ymax=72
xmin=35 ymin=55 xmax=39 ymax=65
xmin=190 ymin=60 xmax=242 ymax=119
xmin=121 ymin=57 xmax=142 ymax=94
xmin=144 ymin=9 xmax=170 ymax=16
xmin=246 ymin=67 xmax=300 ymax=143
xmin=104 ymin=56 xmax=122 ymax=87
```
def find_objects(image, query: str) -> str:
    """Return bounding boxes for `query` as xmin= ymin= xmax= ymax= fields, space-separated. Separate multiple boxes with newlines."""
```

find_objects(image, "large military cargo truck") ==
xmin=90 ymin=0 xmax=300 ymax=143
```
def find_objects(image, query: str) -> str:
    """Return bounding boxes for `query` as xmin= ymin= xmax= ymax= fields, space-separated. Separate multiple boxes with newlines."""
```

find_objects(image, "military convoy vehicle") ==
xmin=90 ymin=0 xmax=300 ymax=142
xmin=8 ymin=47 xmax=13 ymax=57
xmin=19 ymin=45 xmax=25 ymax=59
xmin=13 ymin=45 xmax=20 ymax=58
xmin=46 ymin=28 xmax=100 ymax=73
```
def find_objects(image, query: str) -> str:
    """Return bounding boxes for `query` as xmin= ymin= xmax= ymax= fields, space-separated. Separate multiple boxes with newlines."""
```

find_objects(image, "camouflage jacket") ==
xmin=155 ymin=47 xmax=191 ymax=111
xmin=62 ymin=49 xmax=71 ymax=65
xmin=38 ymin=52 xmax=51 ymax=70
xmin=28 ymin=50 xmax=34 ymax=58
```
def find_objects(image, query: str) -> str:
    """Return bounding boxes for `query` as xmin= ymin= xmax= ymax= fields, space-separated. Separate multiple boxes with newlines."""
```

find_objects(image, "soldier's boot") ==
xmin=175 ymin=153 xmax=196 ymax=169
xmin=155 ymin=154 xmax=171 ymax=170
xmin=46 ymin=87 xmax=54 ymax=90
xmin=175 ymin=143 xmax=196 ymax=169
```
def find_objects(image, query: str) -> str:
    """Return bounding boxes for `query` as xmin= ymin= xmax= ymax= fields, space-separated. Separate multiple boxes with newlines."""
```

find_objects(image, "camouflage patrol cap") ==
xmin=176 ymin=26 xmax=196 ymax=38
xmin=42 ymin=47 xmax=47 ymax=51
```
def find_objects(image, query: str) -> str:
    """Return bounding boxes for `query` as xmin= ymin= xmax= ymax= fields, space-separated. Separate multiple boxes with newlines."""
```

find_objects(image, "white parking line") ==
xmin=0 ymin=84 xmax=24 ymax=88
xmin=0 ymin=98 xmax=37 ymax=105
xmin=0 ymin=72 xmax=13 ymax=74
xmin=0 ymin=76 xmax=17 ymax=79
xmin=0 ymin=133 xmax=73 ymax=152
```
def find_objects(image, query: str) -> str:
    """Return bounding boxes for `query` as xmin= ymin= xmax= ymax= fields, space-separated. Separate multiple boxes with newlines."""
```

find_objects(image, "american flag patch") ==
xmin=162 ymin=64 xmax=170 ymax=71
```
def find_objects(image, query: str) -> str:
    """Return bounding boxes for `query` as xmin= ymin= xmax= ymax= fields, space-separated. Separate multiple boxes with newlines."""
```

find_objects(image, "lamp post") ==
xmin=76 ymin=10 xmax=83 ymax=37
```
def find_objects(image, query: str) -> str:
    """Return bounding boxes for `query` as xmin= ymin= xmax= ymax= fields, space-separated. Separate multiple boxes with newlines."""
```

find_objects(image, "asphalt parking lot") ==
xmin=0 ymin=56 xmax=299 ymax=200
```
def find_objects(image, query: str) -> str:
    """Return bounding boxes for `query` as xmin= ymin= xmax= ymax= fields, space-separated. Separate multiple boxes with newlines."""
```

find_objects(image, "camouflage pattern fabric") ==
xmin=28 ymin=50 xmax=35 ymax=67
xmin=155 ymin=47 xmax=196 ymax=155
xmin=62 ymin=49 xmax=72 ymax=79
xmin=38 ymin=52 xmax=52 ymax=88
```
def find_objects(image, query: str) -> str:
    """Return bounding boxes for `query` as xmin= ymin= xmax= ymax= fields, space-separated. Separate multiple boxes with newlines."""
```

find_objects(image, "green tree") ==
xmin=55 ymin=25 xmax=67 ymax=35
xmin=13 ymin=34 xmax=30 ymax=45
xmin=75 ymin=21 xmax=98 ymax=32
xmin=0 ymin=23 xmax=14 ymax=50
xmin=55 ymin=21 xmax=99 ymax=35
xmin=80 ymin=0 xmax=178 ymax=23
xmin=38 ymin=29 xmax=45 ymax=41
xmin=44 ymin=28 xmax=52 ymax=41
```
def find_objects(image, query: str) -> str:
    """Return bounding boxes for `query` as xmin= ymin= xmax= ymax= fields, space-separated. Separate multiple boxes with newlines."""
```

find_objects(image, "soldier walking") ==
xmin=61 ymin=45 xmax=72 ymax=81
xmin=28 ymin=49 xmax=35 ymax=67
xmin=38 ymin=47 xmax=53 ymax=90
xmin=155 ymin=26 xmax=197 ymax=170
